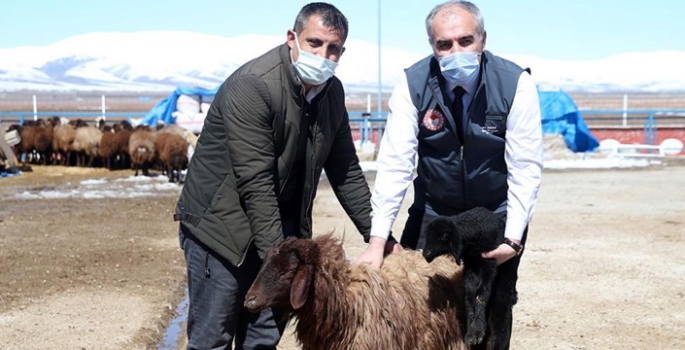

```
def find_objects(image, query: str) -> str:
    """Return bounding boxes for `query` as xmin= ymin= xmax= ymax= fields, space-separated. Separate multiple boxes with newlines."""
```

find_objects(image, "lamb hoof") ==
xmin=464 ymin=328 xmax=486 ymax=345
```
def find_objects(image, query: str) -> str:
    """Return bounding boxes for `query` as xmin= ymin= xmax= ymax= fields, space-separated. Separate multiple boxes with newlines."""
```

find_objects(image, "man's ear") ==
xmin=287 ymin=30 xmax=297 ymax=51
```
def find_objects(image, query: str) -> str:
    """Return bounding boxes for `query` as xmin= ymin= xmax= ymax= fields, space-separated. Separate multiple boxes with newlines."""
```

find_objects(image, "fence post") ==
xmin=643 ymin=112 xmax=656 ymax=154
xmin=101 ymin=95 xmax=106 ymax=121
xmin=649 ymin=111 xmax=656 ymax=148
xmin=361 ymin=112 xmax=371 ymax=146
xmin=622 ymin=94 xmax=628 ymax=127
xmin=32 ymin=95 xmax=38 ymax=121
xmin=367 ymin=94 xmax=371 ymax=115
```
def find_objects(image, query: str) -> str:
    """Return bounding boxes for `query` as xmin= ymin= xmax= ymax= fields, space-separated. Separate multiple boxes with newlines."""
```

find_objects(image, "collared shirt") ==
xmin=289 ymin=49 xmax=326 ymax=102
xmin=305 ymin=83 xmax=325 ymax=102
xmin=445 ymin=74 xmax=479 ymax=117
xmin=370 ymin=71 xmax=543 ymax=241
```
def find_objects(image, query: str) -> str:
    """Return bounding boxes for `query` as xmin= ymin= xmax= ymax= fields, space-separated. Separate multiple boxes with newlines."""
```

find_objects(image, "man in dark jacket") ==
xmin=175 ymin=3 xmax=399 ymax=349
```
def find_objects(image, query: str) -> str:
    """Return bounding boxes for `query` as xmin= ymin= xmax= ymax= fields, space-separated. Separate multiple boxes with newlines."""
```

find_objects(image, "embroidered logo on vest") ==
xmin=422 ymin=109 xmax=445 ymax=131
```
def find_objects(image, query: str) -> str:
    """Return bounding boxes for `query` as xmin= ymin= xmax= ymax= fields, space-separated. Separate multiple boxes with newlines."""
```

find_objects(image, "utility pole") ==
xmin=377 ymin=0 xmax=382 ymax=116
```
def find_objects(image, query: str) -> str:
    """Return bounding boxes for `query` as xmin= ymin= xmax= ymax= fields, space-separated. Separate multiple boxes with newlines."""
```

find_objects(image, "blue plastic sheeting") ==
xmin=141 ymin=86 xmax=219 ymax=126
xmin=1 ymin=171 xmax=21 ymax=178
xmin=539 ymin=90 xmax=599 ymax=152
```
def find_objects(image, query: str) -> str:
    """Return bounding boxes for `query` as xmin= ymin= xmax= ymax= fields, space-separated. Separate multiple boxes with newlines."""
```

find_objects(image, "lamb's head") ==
xmin=244 ymin=237 xmax=320 ymax=313
xmin=423 ymin=216 xmax=463 ymax=264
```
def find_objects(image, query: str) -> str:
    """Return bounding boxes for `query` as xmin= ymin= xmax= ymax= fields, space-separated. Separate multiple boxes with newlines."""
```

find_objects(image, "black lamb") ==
xmin=422 ymin=206 xmax=515 ymax=349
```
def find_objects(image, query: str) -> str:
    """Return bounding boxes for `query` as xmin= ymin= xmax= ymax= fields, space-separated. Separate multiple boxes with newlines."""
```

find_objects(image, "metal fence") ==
xmin=3 ymin=91 xmax=684 ymax=114
xmin=568 ymin=92 xmax=685 ymax=128
xmin=0 ymin=111 xmax=147 ymax=125
xmin=0 ymin=92 xmax=167 ymax=113
xmin=3 ymin=92 xmax=685 ymax=150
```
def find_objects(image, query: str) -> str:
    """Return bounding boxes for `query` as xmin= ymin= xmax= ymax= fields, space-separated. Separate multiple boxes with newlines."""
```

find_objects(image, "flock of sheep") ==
xmin=3 ymin=117 xmax=197 ymax=183
xmin=3 ymin=117 xmax=515 ymax=349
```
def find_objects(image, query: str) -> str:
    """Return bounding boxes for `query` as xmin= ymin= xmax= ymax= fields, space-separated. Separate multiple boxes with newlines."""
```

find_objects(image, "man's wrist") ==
xmin=503 ymin=238 xmax=523 ymax=255
xmin=368 ymin=236 xmax=387 ymax=249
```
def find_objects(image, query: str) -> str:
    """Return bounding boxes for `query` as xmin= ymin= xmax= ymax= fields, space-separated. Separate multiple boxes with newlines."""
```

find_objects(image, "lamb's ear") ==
xmin=451 ymin=241 xmax=463 ymax=265
xmin=449 ymin=223 xmax=463 ymax=265
xmin=290 ymin=265 xmax=312 ymax=310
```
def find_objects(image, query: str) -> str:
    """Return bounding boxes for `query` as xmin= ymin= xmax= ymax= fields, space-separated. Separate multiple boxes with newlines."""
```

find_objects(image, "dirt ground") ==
xmin=1 ymin=163 xmax=684 ymax=350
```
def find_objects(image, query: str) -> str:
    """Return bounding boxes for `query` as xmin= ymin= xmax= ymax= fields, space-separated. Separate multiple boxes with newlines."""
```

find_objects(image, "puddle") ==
xmin=158 ymin=289 xmax=189 ymax=350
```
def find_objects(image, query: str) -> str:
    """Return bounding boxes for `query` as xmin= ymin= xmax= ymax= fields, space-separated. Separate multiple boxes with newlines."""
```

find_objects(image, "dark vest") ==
xmin=405 ymin=50 xmax=524 ymax=214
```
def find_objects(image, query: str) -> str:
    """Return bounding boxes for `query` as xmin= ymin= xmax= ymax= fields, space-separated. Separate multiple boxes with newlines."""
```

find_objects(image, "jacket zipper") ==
xmin=236 ymin=237 xmax=253 ymax=267
xmin=305 ymin=122 xmax=317 ymax=234
xmin=279 ymin=107 xmax=307 ymax=196
xmin=460 ymin=144 xmax=467 ymax=209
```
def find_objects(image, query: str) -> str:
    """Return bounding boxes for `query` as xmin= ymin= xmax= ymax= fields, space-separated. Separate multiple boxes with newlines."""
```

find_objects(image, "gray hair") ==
xmin=425 ymin=1 xmax=485 ymax=43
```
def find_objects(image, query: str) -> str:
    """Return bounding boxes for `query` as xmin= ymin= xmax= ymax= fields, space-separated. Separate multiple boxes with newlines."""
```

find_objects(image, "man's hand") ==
xmin=352 ymin=236 xmax=394 ymax=269
xmin=481 ymin=238 xmax=521 ymax=265
xmin=384 ymin=239 xmax=402 ymax=256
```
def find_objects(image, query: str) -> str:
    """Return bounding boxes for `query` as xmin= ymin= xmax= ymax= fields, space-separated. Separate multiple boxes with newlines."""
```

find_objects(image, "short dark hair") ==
xmin=293 ymin=2 xmax=348 ymax=42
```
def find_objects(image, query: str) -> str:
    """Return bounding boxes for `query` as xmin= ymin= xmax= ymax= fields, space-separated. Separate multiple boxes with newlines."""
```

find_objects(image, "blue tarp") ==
xmin=539 ymin=90 xmax=599 ymax=152
xmin=143 ymin=87 xmax=598 ymax=153
xmin=1 ymin=170 xmax=21 ymax=178
xmin=141 ymin=86 xmax=219 ymax=126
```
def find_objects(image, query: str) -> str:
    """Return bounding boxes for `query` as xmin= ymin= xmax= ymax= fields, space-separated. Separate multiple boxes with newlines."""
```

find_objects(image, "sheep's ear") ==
xmin=449 ymin=224 xmax=463 ymax=265
xmin=290 ymin=265 xmax=312 ymax=310
xmin=451 ymin=241 xmax=463 ymax=265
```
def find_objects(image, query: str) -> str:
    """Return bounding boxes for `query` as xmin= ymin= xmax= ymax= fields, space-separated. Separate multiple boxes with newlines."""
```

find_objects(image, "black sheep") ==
xmin=423 ymin=207 xmax=515 ymax=349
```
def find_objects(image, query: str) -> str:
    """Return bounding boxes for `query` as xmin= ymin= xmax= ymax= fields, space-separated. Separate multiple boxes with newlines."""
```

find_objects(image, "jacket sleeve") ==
xmin=323 ymin=109 xmax=373 ymax=242
xmin=220 ymin=75 xmax=282 ymax=258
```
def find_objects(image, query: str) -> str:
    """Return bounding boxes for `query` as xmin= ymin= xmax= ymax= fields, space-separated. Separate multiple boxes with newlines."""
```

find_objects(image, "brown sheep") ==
xmin=158 ymin=124 xmax=198 ymax=149
xmin=128 ymin=126 xmax=156 ymax=176
xmin=52 ymin=123 xmax=76 ymax=166
xmin=109 ymin=121 xmax=133 ymax=170
xmin=158 ymin=133 xmax=188 ymax=183
xmin=245 ymin=235 xmax=468 ymax=350
xmin=11 ymin=119 xmax=54 ymax=165
xmin=31 ymin=119 xmax=55 ymax=165
xmin=17 ymin=122 xmax=36 ymax=165
xmin=157 ymin=124 xmax=186 ymax=138
xmin=99 ymin=125 xmax=119 ymax=170
xmin=72 ymin=126 xmax=102 ymax=167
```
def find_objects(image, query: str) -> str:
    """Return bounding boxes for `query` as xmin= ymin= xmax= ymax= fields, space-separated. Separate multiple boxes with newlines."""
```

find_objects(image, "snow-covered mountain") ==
xmin=0 ymin=31 xmax=683 ymax=93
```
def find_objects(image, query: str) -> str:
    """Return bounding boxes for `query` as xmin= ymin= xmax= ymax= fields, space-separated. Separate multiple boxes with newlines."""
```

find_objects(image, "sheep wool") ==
xmin=246 ymin=235 xmax=468 ymax=350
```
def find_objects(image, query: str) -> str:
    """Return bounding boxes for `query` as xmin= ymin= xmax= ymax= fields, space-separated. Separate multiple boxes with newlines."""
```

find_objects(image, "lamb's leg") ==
xmin=487 ymin=257 xmax=520 ymax=350
xmin=464 ymin=259 xmax=498 ymax=346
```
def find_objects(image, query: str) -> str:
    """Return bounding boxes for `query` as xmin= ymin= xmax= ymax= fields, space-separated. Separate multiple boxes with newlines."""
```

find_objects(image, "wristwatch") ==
xmin=503 ymin=238 xmax=524 ymax=256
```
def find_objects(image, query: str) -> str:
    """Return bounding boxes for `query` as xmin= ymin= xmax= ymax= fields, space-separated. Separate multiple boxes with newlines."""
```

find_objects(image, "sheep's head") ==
xmin=423 ymin=216 xmax=463 ymax=264
xmin=244 ymin=237 xmax=320 ymax=313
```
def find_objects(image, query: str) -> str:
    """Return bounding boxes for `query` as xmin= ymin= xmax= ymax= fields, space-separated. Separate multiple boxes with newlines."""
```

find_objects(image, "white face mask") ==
xmin=292 ymin=33 xmax=339 ymax=86
xmin=438 ymin=51 xmax=481 ymax=86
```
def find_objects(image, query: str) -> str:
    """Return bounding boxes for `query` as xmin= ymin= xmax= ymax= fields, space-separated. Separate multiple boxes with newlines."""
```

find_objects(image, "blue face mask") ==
xmin=438 ymin=51 xmax=481 ymax=86
xmin=292 ymin=33 xmax=339 ymax=86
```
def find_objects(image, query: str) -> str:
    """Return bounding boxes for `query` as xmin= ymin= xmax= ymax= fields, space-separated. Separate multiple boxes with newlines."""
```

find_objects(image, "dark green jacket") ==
xmin=176 ymin=44 xmax=372 ymax=266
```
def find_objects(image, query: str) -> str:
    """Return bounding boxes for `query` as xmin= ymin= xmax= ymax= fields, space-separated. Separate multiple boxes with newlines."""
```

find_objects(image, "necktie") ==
xmin=451 ymin=86 xmax=467 ymax=143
